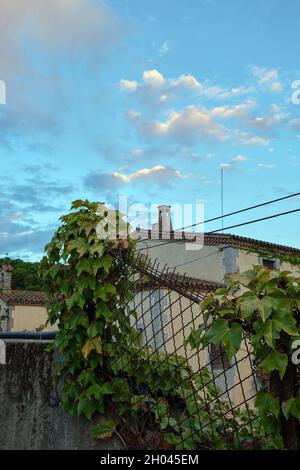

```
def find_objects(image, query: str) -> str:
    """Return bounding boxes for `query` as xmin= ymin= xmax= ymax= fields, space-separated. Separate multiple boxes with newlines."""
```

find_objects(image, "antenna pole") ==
xmin=221 ymin=168 xmax=224 ymax=232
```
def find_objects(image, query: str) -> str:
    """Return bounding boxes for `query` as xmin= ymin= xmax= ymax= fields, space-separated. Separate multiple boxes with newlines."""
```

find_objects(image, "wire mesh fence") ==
xmin=113 ymin=250 xmax=265 ymax=450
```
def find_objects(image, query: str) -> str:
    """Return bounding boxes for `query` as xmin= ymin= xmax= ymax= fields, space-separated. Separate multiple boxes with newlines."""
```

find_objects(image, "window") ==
xmin=209 ymin=344 xmax=230 ymax=370
xmin=262 ymin=258 xmax=276 ymax=270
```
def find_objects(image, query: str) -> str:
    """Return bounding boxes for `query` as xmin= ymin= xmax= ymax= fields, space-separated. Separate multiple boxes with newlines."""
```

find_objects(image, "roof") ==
xmin=135 ymin=229 xmax=300 ymax=258
xmin=0 ymin=264 xmax=13 ymax=272
xmin=135 ymin=275 xmax=223 ymax=294
xmin=0 ymin=290 xmax=47 ymax=306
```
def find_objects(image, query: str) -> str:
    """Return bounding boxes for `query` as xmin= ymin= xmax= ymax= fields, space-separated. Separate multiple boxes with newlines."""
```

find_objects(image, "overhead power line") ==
xmin=137 ymin=191 xmax=300 ymax=244
xmin=136 ymin=206 xmax=300 ymax=252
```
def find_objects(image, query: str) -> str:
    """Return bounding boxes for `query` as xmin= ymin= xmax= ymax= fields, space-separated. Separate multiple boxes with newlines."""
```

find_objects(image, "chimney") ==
xmin=0 ymin=264 xmax=13 ymax=291
xmin=158 ymin=205 xmax=172 ymax=238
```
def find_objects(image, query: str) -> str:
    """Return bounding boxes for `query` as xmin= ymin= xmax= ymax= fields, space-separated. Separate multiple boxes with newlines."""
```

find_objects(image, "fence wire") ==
xmin=111 ymin=251 xmax=264 ymax=450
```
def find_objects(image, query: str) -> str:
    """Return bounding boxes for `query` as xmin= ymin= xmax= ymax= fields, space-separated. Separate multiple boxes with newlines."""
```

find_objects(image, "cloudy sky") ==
xmin=1 ymin=0 xmax=300 ymax=260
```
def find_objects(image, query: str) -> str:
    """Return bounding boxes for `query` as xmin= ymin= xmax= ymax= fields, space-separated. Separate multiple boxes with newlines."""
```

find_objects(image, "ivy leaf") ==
xmin=260 ymin=350 xmax=288 ymax=380
xmin=205 ymin=319 xmax=229 ymax=345
xmin=262 ymin=319 xmax=281 ymax=349
xmin=77 ymin=396 xmax=97 ymax=421
xmin=95 ymin=284 xmax=116 ymax=302
xmin=67 ymin=239 xmax=88 ymax=258
xmin=255 ymin=390 xmax=280 ymax=418
xmin=96 ymin=301 xmax=114 ymax=322
xmin=81 ymin=337 xmax=102 ymax=359
xmin=222 ymin=322 xmax=243 ymax=359
xmin=92 ymin=255 xmax=113 ymax=275
xmin=90 ymin=417 xmax=116 ymax=440
xmin=205 ymin=319 xmax=242 ymax=359
xmin=282 ymin=395 xmax=300 ymax=421
xmin=76 ymin=258 xmax=93 ymax=276
xmin=272 ymin=309 xmax=298 ymax=337
xmin=77 ymin=276 xmax=95 ymax=295
xmin=90 ymin=243 xmax=104 ymax=257
xmin=186 ymin=324 xmax=206 ymax=350
xmin=258 ymin=297 xmax=278 ymax=322
xmin=239 ymin=293 xmax=260 ymax=320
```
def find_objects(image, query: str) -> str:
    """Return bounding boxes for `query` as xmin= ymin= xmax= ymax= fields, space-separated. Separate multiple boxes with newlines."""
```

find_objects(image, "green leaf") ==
xmin=96 ymin=302 xmax=114 ymax=322
xmin=282 ymin=395 xmax=300 ymax=421
xmin=261 ymin=350 xmax=288 ymax=380
xmin=262 ymin=319 xmax=281 ymax=349
xmin=92 ymin=255 xmax=113 ymax=275
xmin=186 ymin=324 xmax=206 ymax=349
xmin=90 ymin=418 xmax=116 ymax=440
xmin=272 ymin=309 xmax=298 ymax=337
xmin=67 ymin=239 xmax=88 ymax=258
xmin=258 ymin=297 xmax=278 ymax=322
xmin=205 ymin=319 xmax=242 ymax=359
xmin=222 ymin=322 xmax=243 ymax=359
xmin=76 ymin=258 xmax=92 ymax=276
xmin=77 ymin=396 xmax=97 ymax=420
xmin=239 ymin=293 xmax=260 ymax=320
xmin=95 ymin=284 xmax=116 ymax=302
xmin=255 ymin=391 xmax=280 ymax=418
xmin=205 ymin=319 xmax=229 ymax=345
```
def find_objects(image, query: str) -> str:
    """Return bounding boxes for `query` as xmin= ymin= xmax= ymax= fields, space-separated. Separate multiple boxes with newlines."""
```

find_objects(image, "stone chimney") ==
xmin=158 ymin=204 xmax=173 ymax=237
xmin=0 ymin=264 xmax=13 ymax=291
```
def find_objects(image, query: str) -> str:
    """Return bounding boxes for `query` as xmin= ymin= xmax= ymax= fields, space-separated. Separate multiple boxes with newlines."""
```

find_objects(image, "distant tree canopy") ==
xmin=0 ymin=258 xmax=42 ymax=291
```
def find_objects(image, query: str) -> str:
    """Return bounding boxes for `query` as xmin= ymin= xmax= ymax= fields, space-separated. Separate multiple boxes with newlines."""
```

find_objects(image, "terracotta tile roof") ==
xmin=202 ymin=233 xmax=300 ymax=257
xmin=136 ymin=229 xmax=300 ymax=257
xmin=0 ymin=290 xmax=47 ymax=306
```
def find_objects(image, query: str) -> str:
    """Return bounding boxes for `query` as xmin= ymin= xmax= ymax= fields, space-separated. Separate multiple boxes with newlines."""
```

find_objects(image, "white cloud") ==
xmin=119 ymin=79 xmax=140 ymax=92
xmin=250 ymin=65 xmax=283 ymax=92
xmin=232 ymin=155 xmax=248 ymax=163
xmin=159 ymin=41 xmax=171 ymax=54
xmin=143 ymin=106 xmax=229 ymax=143
xmin=130 ymin=104 xmax=269 ymax=146
xmin=0 ymin=0 xmax=119 ymax=78
xmin=120 ymin=69 xmax=257 ymax=104
xmin=257 ymin=163 xmax=275 ymax=169
xmin=132 ymin=149 xmax=143 ymax=157
xmin=84 ymin=165 xmax=187 ymax=190
xmin=143 ymin=70 xmax=165 ymax=87
xmin=220 ymin=163 xmax=235 ymax=171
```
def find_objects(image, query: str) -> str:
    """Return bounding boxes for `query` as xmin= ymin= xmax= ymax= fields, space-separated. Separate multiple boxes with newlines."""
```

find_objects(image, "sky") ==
xmin=0 ymin=0 xmax=300 ymax=260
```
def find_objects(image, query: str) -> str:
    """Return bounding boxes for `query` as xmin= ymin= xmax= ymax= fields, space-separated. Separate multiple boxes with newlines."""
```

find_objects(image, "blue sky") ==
xmin=0 ymin=0 xmax=300 ymax=260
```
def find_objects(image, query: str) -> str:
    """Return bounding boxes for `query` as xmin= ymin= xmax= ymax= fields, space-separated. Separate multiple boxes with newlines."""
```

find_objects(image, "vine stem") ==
xmin=115 ymin=430 xmax=127 ymax=448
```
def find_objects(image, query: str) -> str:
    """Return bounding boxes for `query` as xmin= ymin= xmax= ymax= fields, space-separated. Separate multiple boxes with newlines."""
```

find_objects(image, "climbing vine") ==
xmin=187 ymin=266 xmax=300 ymax=449
xmin=40 ymin=200 xmax=298 ymax=449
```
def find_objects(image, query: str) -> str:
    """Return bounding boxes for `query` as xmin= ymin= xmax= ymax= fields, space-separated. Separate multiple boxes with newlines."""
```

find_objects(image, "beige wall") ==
xmin=238 ymin=250 xmax=300 ymax=275
xmin=8 ymin=305 xmax=56 ymax=332
xmin=139 ymin=240 xmax=225 ymax=283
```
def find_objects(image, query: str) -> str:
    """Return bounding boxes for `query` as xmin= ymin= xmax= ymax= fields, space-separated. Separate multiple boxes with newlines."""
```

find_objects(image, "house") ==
xmin=0 ymin=264 xmax=53 ymax=332
xmin=135 ymin=204 xmax=300 ymax=281
xmin=132 ymin=205 xmax=300 ymax=406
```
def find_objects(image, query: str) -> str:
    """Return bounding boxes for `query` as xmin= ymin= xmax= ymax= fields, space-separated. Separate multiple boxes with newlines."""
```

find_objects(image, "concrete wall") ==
xmin=0 ymin=340 xmax=121 ymax=450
